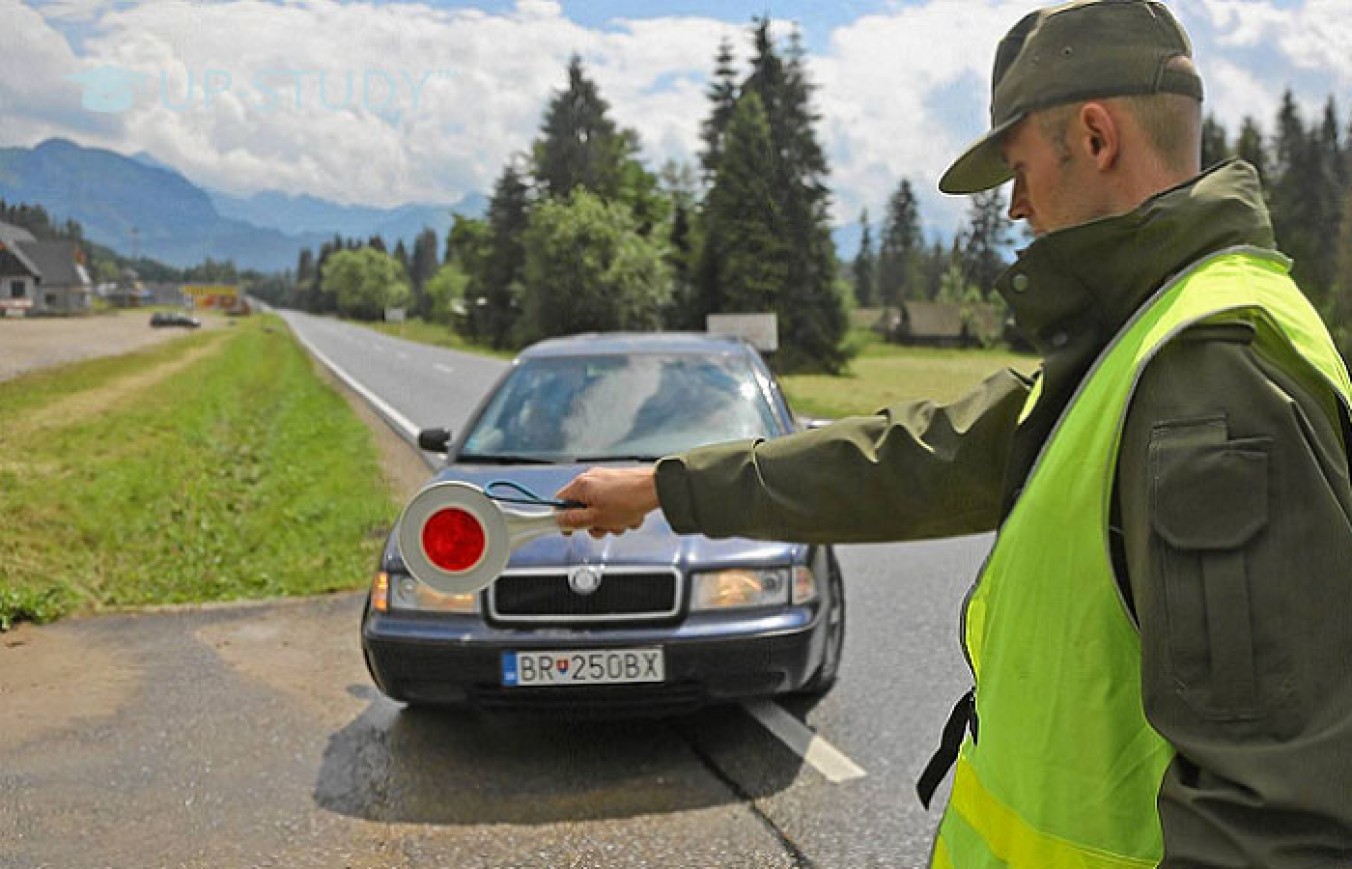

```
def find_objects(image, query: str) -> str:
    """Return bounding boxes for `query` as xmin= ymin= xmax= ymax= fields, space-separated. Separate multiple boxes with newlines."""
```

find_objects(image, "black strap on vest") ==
xmin=916 ymin=688 xmax=978 ymax=810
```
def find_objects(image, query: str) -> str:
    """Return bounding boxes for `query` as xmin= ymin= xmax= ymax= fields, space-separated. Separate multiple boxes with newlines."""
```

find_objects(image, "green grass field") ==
xmin=781 ymin=335 xmax=1038 ymax=419
xmin=0 ymin=316 xmax=396 ymax=629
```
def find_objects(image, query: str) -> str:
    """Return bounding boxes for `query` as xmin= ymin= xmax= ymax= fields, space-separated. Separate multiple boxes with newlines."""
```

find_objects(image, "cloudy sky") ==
xmin=2 ymin=0 xmax=1350 ymax=241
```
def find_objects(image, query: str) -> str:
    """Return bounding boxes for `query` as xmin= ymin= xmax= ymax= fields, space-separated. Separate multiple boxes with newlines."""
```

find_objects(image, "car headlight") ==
xmin=791 ymin=565 xmax=818 ymax=604
xmin=388 ymin=572 xmax=479 ymax=613
xmin=691 ymin=568 xmax=793 ymax=611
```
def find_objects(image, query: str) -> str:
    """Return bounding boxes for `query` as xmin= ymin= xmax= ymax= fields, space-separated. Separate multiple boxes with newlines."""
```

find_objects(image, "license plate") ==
xmin=502 ymin=648 xmax=664 ymax=687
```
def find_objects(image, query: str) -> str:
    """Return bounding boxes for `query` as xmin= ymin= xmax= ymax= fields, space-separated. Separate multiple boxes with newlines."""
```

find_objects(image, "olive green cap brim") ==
xmin=938 ymin=0 xmax=1204 ymax=197
xmin=939 ymin=114 xmax=1023 ymax=195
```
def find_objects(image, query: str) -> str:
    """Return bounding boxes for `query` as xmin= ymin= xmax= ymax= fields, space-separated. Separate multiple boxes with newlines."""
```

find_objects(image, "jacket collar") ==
xmin=995 ymin=160 xmax=1275 ymax=357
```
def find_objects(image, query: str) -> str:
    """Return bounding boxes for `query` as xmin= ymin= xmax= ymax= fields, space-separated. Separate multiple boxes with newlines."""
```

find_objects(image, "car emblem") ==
xmin=568 ymin=566 xmax=602 ymax=596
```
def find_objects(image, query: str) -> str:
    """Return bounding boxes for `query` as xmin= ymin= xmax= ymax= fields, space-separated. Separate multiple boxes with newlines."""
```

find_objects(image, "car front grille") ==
xmin=489 ymin=567 xmax=681 ymax=622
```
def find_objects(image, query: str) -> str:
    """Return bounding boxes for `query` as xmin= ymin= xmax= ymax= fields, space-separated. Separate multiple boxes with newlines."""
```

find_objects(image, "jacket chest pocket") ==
xmin=1150 ymin=418 xmax=1272 ymax=721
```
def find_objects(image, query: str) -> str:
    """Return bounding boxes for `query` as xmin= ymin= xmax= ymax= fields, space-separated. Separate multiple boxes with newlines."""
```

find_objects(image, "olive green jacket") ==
xmin=655 ymin=161 xmax=1352 ymax=867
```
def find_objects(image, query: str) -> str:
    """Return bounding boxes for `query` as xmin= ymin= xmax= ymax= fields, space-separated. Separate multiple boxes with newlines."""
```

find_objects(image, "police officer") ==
xmin=557 ymin=1 xmax=1352 ymax=865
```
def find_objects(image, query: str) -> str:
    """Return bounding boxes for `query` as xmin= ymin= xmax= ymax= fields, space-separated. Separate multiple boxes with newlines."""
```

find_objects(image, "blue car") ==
xmin=361 ymin=332 xmax=845 ymax=714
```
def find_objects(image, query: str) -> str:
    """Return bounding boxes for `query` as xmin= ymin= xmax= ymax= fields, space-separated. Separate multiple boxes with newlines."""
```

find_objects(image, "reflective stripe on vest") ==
xmin=932 ymin=248 xmax=1352 ymax=868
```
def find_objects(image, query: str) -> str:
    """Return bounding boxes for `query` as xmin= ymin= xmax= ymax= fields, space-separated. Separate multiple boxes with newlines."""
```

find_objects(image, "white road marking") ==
xmin=742 ymin=699 xmax=867 ymax=784
xmin=286 ymin=323 xmax=421 ymax=442
xmin=433 ymin=363 xmax=455 ymax=375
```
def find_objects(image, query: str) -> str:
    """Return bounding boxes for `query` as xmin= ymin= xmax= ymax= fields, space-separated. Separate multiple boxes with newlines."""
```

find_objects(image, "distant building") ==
xmin=102 ymin=266 xmax=152 ymax=308
xmin=183 ymin=283 xmax=240 ymax=310
xmin=0 ymin=221 xmax=93 ymax=316
xmin=144 ymin=282 xmax=188 ymax=307
xmin=866 ymin=301 xmax=1005 ymax=349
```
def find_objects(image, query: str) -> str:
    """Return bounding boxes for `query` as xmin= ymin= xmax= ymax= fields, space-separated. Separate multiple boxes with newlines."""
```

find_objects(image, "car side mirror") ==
xmin=417 ymin=427 xmax=452 ymax=454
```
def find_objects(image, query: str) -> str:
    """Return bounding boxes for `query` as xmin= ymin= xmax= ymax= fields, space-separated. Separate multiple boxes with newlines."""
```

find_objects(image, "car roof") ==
xmin=516 ymin=332 xmax=755 ymax=360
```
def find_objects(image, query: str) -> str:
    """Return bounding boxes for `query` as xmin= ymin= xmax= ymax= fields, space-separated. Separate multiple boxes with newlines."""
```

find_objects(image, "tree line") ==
xmin=265 ymin=36 xmax=1352 ymax=367
xmin=852 ymin=89 xmax=1352 ymax=358
xmin=269 ymin=21 xmax=1025 ymax=367
xmin=0 ymin=198 xmax=276 ymax=290
xmin=1198 ymin=90 xmax=1352 ymax=355
xmin=275 ymin=21 xmax=853 ymax=371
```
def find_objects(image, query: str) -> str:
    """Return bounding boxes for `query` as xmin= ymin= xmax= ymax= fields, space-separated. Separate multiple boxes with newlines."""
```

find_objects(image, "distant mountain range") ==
xmin=0 ymin=139 xmax=482 ymax=272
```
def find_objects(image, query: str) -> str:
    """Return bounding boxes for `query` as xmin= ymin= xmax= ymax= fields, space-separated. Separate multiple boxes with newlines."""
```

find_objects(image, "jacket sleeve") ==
xmin=653 ymin=366 xmax=1030 ymax=544
xmin=1118 ymin=323 xmax=1352 ymax=868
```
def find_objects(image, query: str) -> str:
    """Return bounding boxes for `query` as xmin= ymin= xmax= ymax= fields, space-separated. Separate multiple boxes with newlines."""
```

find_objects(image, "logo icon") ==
xmin=568 ymin=566 xmax=602 ymax=596
xmin=67 ymin=65 xmax=145 ymax=114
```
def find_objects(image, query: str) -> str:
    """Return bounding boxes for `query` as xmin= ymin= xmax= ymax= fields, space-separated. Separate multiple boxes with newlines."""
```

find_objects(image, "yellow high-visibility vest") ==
xmin=933 ymin=248 xmax=1352 ymax=868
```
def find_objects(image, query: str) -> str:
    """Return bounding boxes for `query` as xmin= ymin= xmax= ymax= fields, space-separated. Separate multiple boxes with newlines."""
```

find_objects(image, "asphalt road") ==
xmin=1 ymin=313 xmax=995 ymax=868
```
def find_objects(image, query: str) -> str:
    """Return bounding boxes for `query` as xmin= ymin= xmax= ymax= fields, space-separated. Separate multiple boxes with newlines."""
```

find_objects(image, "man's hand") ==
xmin=555 ymin=467 xmax=660 ymax=539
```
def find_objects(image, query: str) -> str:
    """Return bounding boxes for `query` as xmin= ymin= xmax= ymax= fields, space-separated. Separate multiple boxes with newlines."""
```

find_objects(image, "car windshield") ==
xmin=460 ymin=352 xmax=780 ymax=462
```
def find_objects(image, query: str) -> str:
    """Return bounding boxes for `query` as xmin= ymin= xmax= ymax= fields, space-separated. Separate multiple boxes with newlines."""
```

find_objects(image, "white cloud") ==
xmin=0 ymin=0 xmax=125 ymax=142
xmin=1180 ymin=0 xmax=1350 ymax=136
xmin=11 ymin=0 xmax=739 ymax=208
xmin=4 ymin=0 xmax=1349 ymax=246
xmin=814 ymin=0 xmax=1031 ymax=236
xmin=1204 ymin=58 xmax=1284 ymax=131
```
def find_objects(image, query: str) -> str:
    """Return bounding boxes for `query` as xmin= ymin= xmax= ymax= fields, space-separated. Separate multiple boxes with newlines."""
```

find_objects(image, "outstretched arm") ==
xmin=556 ymin=366 xmax=1030 ymax=544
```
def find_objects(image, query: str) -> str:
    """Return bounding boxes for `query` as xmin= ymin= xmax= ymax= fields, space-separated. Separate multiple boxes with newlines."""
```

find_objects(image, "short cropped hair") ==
xmin=1032 ymin=56 xmax=1201 ymax=172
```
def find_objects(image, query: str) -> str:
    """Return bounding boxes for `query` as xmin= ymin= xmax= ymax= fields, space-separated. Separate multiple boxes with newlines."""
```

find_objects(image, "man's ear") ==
xmin=1078 ymin=102 xmax=1119 ymax=170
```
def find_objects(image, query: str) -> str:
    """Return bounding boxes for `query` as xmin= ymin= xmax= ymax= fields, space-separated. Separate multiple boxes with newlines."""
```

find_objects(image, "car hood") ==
xmin=386 ymin=463 xmax=802 ymax=570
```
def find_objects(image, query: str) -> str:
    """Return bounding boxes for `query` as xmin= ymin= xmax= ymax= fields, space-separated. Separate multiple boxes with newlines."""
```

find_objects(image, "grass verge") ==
xmin=0 ymin=316 xmax=396 ymax=629
xmin=781 ymin=334 xmax=1039 ymax=419
xmin=363 ymin=317 xmax=517 ymax=360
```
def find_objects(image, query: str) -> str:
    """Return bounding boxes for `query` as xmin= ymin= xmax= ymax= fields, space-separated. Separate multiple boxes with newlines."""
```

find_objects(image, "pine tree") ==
xmin=877 ymin=179 xmax=922 ymax=306
xmin=1236 ymin=116 xmax=1268 ymax=183
xmin=717 ymin=21 xmax=843 ymax=370
xmin=920 ymin=239 xmax=948 ymax=302
xmin=1311 ymin=98 xmax=1346 ymax=303
xmin=533 ymin=55 xmax=628 ymax=203
xmin=961 ymin=188 xmax=1012 ymax=296
xmin=367 ymin=235 xmax=387 ymax=253
xmin=665 ymin=198 xmax=698 ymax=329
xmin=409 ymin=228 xmax=440 ymax=318
xmin=699 ymin=37 xmax=740 ymax=183
xmin=702 ymin=92 xmax=790 ymax=316
xmin=481 ymin=164 xmax=531 ymax=348
xmin=852 ymin=209 xmax=876 ymax=307
xmin=694 ymin=20 xmax=845 ymax=370
xmin=1270 ymin=90 xmax=1331 ymax=309
xmin=1201 ymin=113 xmax=1229 ymax=170
xmin=1323 ymin=98 xmax=1347 ymax=190
xmin=295 ymin=248 xmax=314 ymax=292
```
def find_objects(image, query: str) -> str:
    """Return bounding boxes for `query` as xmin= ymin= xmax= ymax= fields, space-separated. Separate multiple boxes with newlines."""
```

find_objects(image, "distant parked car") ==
xmin=361 ymin=332 xmax=846 ymax=714
xmin=150 ymin=311 xmax=201 ymax=329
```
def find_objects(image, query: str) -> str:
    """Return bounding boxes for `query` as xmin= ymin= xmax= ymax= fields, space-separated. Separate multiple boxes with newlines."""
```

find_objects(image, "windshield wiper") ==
xmin=570 ymin=455 xmax=662 ymax=464
xmin=456 ymin=454 xmax=558 ymax=465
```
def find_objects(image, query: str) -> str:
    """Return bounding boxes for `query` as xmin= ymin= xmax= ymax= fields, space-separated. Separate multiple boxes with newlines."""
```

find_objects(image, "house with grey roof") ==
xmin=0 ymin=221 xmax=93 ymax=316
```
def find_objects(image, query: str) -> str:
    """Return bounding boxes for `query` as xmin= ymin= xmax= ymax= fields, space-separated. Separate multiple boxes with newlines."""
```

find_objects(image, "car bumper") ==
xmin=361 ymin=604 xmax=829 ymax=714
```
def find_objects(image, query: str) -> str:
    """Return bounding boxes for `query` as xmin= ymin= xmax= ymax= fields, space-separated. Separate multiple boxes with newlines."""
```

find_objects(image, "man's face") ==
xmin=1000 ymin=109 xmax=1103 ymax=236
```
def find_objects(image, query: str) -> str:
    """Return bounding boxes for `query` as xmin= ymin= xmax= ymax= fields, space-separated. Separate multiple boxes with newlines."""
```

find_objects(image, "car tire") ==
xmin=797 ymin=552 xmax=845 ymax=697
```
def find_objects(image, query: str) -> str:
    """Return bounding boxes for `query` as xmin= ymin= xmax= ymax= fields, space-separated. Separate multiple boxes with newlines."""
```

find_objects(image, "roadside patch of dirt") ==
xmin=7 ymin=335 xmax=227 ymax=440
xmin=195 ymin=595 xmax=371 ymax=728
xmin=0 ymin=623 xmax=139 ymax=752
